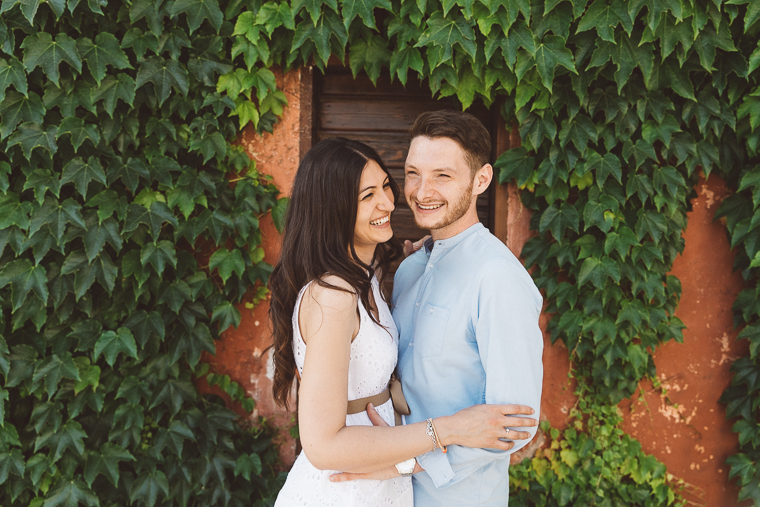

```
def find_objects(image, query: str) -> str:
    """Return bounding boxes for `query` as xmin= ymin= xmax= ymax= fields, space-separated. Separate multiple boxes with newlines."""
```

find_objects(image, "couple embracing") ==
xmin=269 ymin=110 xmax=544 ymax=506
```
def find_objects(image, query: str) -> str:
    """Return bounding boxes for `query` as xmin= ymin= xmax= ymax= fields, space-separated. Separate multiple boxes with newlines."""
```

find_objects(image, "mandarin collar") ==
xmin=423 ymin=223 xmax=484 ymax=255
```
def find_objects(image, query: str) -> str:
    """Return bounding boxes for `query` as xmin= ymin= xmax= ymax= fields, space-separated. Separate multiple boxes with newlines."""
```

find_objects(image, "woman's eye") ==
xmin=383 ymin=182 xmax=391 ymax=188
xmin=361 ymin=193 xmax=373 ymax=200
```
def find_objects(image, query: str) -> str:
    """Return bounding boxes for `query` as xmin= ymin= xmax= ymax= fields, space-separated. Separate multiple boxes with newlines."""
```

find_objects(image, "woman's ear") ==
xmin=473 ymin=163 xmax=493 ymax=196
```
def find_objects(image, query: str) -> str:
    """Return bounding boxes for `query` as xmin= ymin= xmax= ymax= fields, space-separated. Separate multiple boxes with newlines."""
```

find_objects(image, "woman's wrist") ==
xmin=431 ymin=416 xmax=454 ymax=447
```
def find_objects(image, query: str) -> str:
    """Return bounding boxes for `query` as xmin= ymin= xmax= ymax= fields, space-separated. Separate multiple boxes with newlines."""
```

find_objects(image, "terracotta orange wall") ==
xmin=619 ymin=174 xmax=748 ymax=506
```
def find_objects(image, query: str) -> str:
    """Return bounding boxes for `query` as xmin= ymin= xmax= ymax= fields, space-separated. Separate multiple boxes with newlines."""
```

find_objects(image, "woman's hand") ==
xmin=434 ymin=404 xmax=538 ymax=451
xmin=403 ymin=236 xmax=430 ymax=257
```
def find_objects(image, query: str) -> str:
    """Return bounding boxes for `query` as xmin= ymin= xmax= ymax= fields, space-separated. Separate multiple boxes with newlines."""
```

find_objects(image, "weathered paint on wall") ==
xmin=619 ymin=174 xmax=748 ymax=506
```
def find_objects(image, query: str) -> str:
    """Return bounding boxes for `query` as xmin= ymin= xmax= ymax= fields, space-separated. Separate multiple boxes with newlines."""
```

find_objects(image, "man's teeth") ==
xmin=370 ymin=215 xmax=389 ymax=225
xmin=418 ymin=203 xmax=443 ymax=210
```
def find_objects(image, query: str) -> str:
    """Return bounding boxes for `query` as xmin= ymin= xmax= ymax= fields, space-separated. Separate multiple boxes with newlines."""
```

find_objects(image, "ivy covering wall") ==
xmin=216 ymin=0 xmax=760 ymax=504
xmin=0 ymin=0 xmax=288 ymax=505
xmin=3 ymin=0 xmax=760 ymax=505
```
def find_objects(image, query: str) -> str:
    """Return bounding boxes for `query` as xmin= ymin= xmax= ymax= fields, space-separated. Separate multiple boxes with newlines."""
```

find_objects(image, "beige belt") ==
xmin=346 ymin=376 xmax=410 ymax=426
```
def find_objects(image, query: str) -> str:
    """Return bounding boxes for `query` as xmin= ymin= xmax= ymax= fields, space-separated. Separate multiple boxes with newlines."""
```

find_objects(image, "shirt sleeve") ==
xmin=417 ymin=257 xmax=544 ymax=488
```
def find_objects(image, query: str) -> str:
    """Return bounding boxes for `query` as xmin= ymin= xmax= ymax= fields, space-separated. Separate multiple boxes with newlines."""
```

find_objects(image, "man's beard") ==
xmin=411 ymin=180 xmax=474 ymax=231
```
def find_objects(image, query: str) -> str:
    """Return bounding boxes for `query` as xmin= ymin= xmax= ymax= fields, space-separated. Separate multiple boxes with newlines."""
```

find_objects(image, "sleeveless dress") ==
xmin=274 ymin=277 xmax=413 ymax=507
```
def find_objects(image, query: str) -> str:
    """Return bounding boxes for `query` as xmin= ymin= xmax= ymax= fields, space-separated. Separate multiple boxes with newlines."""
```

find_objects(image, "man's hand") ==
xmin=435 ymin=404 xmax=538 ymax=451
xmin=403 ymin=236 xmax=430 ymax=257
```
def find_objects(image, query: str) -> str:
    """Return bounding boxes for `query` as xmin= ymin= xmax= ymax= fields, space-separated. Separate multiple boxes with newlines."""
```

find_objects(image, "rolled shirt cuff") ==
xmin=416 ymin=449 xmax=455 ymax=488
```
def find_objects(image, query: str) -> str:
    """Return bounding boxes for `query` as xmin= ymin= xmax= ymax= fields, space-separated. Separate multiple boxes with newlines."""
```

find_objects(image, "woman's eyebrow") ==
xmin=359 ymin=184 xmax=377 ymax=193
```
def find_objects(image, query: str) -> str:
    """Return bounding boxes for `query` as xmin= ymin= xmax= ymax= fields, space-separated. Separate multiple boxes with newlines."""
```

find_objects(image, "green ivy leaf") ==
xmin=61 ymin=156 xmax=107 ymax=199
xmin=7 ymin=123 xmax=58 ymax=159
xmin=0 ymin=57 xmax=27 ymax=101
xmin=350 ymin=33 xmax=391 ymax=84
xmin=212 ymin=301 xmax=241 ymax=332
xmin=130 ymin=470 xmax=169 ymax=507
xmin=123 ymin=202 xmax=178 ymax=242
xmin=34 ymin=418 xmax=87 ymax=463
xmin=576 ymin=0 xmax=632 ymax=41
xmin=140 ymin=240 xmax=177 ymax=276
xmin=94 ymin=327 xmax=138 ymax=366
xmin=342 ymin=0 xmax=392 ymax=30
xmin=43 ymin=477 xmax=98 ymax=507
xmin=170 ymin=0 xmax=223 ymax=33
xmin=0 ymin=259 xmax=48 ymax=310
xmin=60 ymin=249 xmax=118 ymax=298
xmin=292 ymin=0 xmax=338 ymax=25
xmin=209 ymin=247 xmax=245 ymax=283
xmin=21 ymin=32 xmax=82 ymax=86
xmin=123 ymin=310 xmax=165 ymax=347
xmin=588 ymin=30 xmax=654 ymax=93
xmin=291 ymin=9 xmax=347 ymax=67
xmin=121 ymin=28 xmax=159 ymax=60
xmin=539 ymin=203 xmax=580 ymax=242
xmin=635 ymin=209 xmax=669 ymax=242
xmin=29 ymin=196 xmax=86 ymax=240
xmin=83 ymin=443 xmax=135 ymax=487
xmin=495 ymin=146 xmax=535 ymax=187
xmin=32 ymin=352 xmax=80 ymax=398
xmin=256 ymin=2 xmax=295 ymax=36
xmin=23 ymin=169 xmax=61 ymax=204
xmin=234 ymin=453 xmax=262 ymax=481
xmin=154 ymin=420 xmax=195 ymax=457
xmin=76 ymin=33 xmax=131 ymax=84
xmin=58 ymin=117 xmax=101 ymax=152
xmin=271 ymin=197 xmax=289 ymax=233
xmin=135 ymin=57 xmax=189 ymax=106
xmin=83 ymin=216 xmax=122 ymax=261
xmin=0 ymin=447 xmax=25 ymax=485
xmin=389 ymin=44 xmax=425 ymax=84
xmin=416 ymin=11 xmax=477 ymax=62
xmin=0 ymin=91 xmax=45 ymax=139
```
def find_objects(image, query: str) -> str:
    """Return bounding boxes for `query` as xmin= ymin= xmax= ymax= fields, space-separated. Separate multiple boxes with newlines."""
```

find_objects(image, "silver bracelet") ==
xmin=425 ymin=418 xmax=438 ymax=452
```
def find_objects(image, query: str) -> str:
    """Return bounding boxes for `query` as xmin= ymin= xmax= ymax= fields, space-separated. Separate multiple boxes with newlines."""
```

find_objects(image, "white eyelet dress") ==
xmin=274 ymin=277 xmax=413 ymax=506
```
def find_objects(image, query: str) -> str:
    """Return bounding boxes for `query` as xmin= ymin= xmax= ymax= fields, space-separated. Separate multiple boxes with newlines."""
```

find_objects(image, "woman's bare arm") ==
xmin=297 ymin=276 xmax=537 ymax=474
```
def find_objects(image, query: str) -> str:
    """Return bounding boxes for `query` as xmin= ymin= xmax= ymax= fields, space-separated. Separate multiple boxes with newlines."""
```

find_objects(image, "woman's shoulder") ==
xmin=300 ymin=275 xmax=358 ymax=314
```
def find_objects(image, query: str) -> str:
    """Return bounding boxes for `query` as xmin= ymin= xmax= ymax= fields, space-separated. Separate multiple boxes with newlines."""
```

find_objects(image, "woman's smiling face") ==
xmin=353 ymin=159 xmax=395 ymax=264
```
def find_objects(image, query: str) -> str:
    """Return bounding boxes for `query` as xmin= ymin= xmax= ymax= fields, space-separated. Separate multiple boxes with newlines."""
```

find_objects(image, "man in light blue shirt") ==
xmin=393 ymin=110 xmax=544 ymax=506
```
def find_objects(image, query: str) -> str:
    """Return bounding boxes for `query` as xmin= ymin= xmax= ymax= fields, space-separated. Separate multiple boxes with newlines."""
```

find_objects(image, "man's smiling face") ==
xmin=404 ymin=136 xmax=476 ymax=239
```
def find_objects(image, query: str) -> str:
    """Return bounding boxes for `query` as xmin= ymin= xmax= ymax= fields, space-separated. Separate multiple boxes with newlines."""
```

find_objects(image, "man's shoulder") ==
xmin=464 ymin=229 xmax=542 ymax=303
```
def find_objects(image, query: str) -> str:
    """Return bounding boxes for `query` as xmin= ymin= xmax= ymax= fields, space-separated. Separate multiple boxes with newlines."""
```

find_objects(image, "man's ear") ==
xmin=472 ymin=164 xmax=493 ymax=197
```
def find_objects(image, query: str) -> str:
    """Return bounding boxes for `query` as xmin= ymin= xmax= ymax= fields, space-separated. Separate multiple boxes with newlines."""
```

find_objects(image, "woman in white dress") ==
xmin=268 ymin=138 xmax=537 ymax=506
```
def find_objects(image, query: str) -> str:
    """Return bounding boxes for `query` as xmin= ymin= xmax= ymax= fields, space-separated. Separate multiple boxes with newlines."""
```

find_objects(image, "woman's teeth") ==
xmin=417 ymin=203 xmax=442 ymax=210
xmin=370 ymin=215 xmax=389 ymax=225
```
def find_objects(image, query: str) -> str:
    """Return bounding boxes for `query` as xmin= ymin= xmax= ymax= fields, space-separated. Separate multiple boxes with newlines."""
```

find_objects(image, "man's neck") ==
xmin=430 ymin=210 xmax=480 ymax=241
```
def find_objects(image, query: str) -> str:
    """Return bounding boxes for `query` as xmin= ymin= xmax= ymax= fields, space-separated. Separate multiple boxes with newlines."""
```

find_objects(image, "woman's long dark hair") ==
xmin=269 ymin=137 xmax=404 ymax=408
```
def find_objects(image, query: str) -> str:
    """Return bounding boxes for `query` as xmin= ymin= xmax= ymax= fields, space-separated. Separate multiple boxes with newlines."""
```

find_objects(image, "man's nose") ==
xmin=416 ymin=177 xmax=435 ymax=200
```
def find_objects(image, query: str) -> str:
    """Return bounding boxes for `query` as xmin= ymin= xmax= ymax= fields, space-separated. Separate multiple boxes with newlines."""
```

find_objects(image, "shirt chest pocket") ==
xmin=414 ymin=304 xmax=450 ymax=358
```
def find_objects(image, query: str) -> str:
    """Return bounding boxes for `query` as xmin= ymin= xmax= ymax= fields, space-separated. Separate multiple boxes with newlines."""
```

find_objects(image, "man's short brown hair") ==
xmin=409 ymin=110 xmax=492 ymax=176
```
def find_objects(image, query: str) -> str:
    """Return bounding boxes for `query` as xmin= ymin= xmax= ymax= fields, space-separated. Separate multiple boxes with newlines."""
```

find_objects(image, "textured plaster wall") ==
xmin=618 ymin=174 xmax=748 ymax=506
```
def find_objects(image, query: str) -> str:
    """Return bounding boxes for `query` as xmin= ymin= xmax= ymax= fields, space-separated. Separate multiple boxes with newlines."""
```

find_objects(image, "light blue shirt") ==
xmin=392 ymin=223 xmax=544 ymax=506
